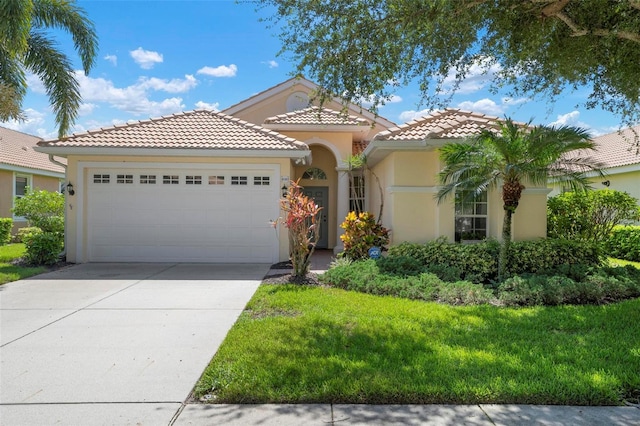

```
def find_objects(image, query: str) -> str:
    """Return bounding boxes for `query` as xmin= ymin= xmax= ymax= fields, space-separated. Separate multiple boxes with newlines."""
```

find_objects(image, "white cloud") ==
xmin=2 ymin=108 xmax=55 ymax=138
xmin=440 ymin=57 xmax=503 ymax=94
xmin=501 ymin=97 xmax=529 ymax=107
xmin=74 ymin=70 xmax=186 ymax=117
xmin=549 ymin=111 xmax=588 ymax=127
xmin=78 ymin=103 xmax=97 ymax=116
xmin=104 ymin=54 xmax=117 ymax=66
xmin=26 ymin=73 xmax=46 ymax=94
xmin=130 ymin=47 xmax=163 ymax=69
xmin=456 ymin=99 xmax=504 ymax=116
xmin=137 ymin=75 xmax=197 ymax=93
xmin=263 ymin=60 xmax=278 ymax=68
xmin=398 ymin=108 xmax=435 ymax=122
xmin=194 ymin=101 xmax=220 ymax=111
xmin=197 ymin=64 xmax=238 ymax=77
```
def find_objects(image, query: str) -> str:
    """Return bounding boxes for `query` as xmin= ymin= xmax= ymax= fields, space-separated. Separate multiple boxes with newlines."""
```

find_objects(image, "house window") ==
xmin=140 ymin=175 xmax=156 ymax=184
xmin=302 ymin=167 xmax=327 ymax=180
xmin=186 ymin=175 xmax=202 ymax=185
xmin=455 ymin=190 xmax=488 ymax=242
xmin=231 ymin=176 xmax=247 ymax=186
xmin=208 ymin=176 xmax=225 ymax=185
xmin=163 ymin=175 xmax=179 ymax=184
xmin=15 ymin=174 xmax=30 ymax=199
xmin=349 ymin=173 xmax=365 ymax=213
xmin=253 ymin=176 xmax=270 ymax=186
xmin=117 ymin=174 xmax=133 ymax=184
xmin=93 ymin=174 xmax=110 ymax=184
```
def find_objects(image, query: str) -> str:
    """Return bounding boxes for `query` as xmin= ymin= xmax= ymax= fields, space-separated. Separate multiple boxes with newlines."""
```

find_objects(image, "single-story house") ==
xmin=35 ymin=77 xmax=548 ymax=264
xmin=1 ymin=126 xmax=66 ymax=234
xmin=550 ymin=125 xmax=640 ymax=202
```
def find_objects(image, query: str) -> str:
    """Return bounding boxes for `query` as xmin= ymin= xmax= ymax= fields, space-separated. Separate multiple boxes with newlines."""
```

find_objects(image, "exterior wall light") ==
xmin=281 ymin=184 xmax=288 ymax=197
xmin=66 ymin=182 xmax=75 ymax=196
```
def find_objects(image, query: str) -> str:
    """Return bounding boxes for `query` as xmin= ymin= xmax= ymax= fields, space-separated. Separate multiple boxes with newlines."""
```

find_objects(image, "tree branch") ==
xmin=552 ymin=10 xmax=640 ymax=44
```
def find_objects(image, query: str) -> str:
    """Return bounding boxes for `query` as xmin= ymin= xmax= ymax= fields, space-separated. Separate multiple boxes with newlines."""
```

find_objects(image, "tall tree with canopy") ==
xmin=257 ymin=0 xmax=640 ymax=131
xmin=437 ymin=119 xmax=603 ymax=280
xmin=0 ymin=0 xmax=98 ymax=138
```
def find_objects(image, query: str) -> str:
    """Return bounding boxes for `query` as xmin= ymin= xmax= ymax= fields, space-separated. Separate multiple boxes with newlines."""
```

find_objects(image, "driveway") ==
xmin=0 ymin=262 xmax=267 ymax=425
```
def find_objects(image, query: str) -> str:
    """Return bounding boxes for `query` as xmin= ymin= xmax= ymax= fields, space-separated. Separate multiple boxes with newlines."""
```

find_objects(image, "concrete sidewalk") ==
xmin=174 ymin=403 xmax=640 ymax=425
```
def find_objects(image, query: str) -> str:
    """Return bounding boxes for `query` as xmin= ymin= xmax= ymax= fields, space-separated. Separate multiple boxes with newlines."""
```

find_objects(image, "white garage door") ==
xmin=86 ymin=166 xmax=280 ymax=263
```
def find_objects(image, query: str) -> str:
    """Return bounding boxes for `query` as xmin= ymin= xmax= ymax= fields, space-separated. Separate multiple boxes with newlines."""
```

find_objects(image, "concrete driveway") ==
xmin=0 ymin=262 xmax=267 ymax=425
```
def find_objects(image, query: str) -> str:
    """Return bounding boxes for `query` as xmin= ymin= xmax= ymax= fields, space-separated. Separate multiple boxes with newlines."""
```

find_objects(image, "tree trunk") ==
xmin=499 ymin=207 xmax=513 ymax=282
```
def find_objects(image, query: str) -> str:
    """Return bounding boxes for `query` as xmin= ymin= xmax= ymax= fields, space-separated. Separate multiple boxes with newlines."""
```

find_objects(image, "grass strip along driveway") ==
xmin=196 ymin=284 xmax=640 ymax=406
xmin=0 ymin=244 xmax=45 ymax=285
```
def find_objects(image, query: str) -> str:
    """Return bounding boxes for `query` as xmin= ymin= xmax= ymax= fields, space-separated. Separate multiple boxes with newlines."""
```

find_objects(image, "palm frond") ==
xmin=31 ymin=0 xmax=98 ymax=73
xmin=24 ymin=31 xmax=80 ymax=137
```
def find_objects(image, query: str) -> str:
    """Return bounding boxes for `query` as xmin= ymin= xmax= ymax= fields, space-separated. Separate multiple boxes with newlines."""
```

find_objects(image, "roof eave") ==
xmin=34 ymin=146 xmax=311 ymax=160
xmin=363 ymin=138 xmax=449 ymax=166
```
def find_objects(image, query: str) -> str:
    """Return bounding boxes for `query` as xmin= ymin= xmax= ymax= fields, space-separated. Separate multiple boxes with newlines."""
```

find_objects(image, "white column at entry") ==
xmin=335 ymin=167 xmax=350 ymax=255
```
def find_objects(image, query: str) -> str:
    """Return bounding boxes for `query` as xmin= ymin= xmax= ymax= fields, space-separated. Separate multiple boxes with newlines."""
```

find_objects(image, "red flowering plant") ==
xmin=280 ymin=180 xmax=322 ymax=277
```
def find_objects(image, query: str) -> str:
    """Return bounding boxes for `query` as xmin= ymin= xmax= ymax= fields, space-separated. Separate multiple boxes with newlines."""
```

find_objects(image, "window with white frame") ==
xmin=13 ymin=174 xmax=31 ymax=219
xmin=455 ymin=190 xmax=488 ymax=242
xmin=14 ymin=174 xmax=30 ymax=199
xmin=349 ymin=173 xmax=365 ymax=213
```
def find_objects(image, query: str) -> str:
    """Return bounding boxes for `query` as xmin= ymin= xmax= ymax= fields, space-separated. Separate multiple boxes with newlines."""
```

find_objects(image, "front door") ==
xmin=303 ymin=186 xmax=329 ymax=249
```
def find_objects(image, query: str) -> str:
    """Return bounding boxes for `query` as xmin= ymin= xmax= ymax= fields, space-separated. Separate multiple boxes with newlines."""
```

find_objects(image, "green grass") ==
xmin=196 ymin=284 xmax=640 ymax=405
xmin=0 ymin=244 xmax=46 ymax=284
xmin=609 ymin=257 xmax=640 ymax=269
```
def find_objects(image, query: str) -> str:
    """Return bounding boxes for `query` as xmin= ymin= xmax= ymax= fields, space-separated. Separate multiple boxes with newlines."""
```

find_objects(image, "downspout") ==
xmin=49 ymin=154 xmax=68 ymax=259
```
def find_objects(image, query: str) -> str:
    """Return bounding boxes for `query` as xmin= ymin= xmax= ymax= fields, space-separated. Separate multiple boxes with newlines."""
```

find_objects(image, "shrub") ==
xmin=340 ymin=211 xmax=389 ymax=260
xmin=606 ymin=225 xmax=640 ymax=261
xmin=12 ymin=189 xmax=64 ymax=233
xmin=547 ymin=189 xmax=640 ymax=245
xmin=506 ymin=239 xmax=602 ymax=276
xmin=498 ymin=276 xmax=544 ymax=306
xmin=0 ymin=218 xmax=12 ymax=245
xmin=15 ymin=226 xmax=42 ymax=243
xmin=388 ymin=238 xmax=500 ymax=283
xmin=280 ymin=181 xmax=322 ymax=277
xmin=376 ymin=255 xmax=424 ymax=276
xmin=438 ymin=281 xmax=495 ymax=305
xmin=23 ymin=232 xmax=63 ymax=265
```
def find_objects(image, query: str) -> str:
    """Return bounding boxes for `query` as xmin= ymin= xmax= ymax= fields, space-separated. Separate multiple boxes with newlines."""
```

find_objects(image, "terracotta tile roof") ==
xmin=352 ymin=140 xmax=369 ymax=155
xmin=590 ymin=125 xmax=640 ymax=169
xmin=38 ymin=110 xmax=308 ymax=151
xmin=264 ymin=106 xmax=370 ymax=127
xmin=374 ymin=108 xmax=504 ymax=141
xmin=0 ymin=126 xmax=65 ymax=173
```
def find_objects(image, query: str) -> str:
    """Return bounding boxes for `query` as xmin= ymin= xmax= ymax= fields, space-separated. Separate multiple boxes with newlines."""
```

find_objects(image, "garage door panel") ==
xmin=87 ymin=166 xmax=278 ymax=263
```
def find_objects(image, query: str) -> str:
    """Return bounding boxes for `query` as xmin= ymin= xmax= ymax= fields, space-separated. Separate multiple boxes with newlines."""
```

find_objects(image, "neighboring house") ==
xmin=35 ymin=77 xmax=549 ymax=264
xmin=589 ymin=126 xmax=639 ymax=200
xmin=0 ymin=126 xmax=66 ymax=234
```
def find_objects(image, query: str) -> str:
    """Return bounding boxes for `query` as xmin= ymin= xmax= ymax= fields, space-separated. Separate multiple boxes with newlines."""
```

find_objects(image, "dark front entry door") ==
xmin=303 ymin=186 xmax=329 ymax=249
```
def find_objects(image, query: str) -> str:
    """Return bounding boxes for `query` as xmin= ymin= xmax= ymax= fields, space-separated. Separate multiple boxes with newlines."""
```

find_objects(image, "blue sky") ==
xmin=2 ymin=0 xmax=624 ymax=139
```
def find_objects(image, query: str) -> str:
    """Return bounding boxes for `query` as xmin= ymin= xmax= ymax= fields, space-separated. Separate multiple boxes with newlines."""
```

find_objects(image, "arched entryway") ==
xmin=294 ymin=144 xmax=340 ymax=250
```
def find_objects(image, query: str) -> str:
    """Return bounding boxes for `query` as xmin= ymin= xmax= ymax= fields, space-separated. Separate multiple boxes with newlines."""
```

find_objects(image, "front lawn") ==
xmin=0 ymin=244 xmax=46 ymax=284
xmin=195 ymin=284 xmax=640 ymax=405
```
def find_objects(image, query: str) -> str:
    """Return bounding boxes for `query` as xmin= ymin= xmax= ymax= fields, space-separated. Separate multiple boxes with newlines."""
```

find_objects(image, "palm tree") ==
xmin=0 ymin=0 xmax=98 ymax=138
xmin=437 ymin=118 xmax=604 ymax=280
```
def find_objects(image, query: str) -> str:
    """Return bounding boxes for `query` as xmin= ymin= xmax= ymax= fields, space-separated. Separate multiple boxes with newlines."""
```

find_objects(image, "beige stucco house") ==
xmin=550 ymin=125 xmax=640 ymax=203
xmin=0 ymin=126 xmax=66 ymax=234
xmin=35 ymin=77 xmax=548 ymax=264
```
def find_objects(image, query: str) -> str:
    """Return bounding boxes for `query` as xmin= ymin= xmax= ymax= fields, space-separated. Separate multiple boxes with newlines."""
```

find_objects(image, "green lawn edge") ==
xmin=195 ymin=284 xmax=640 ymax=405
xmin=0 ymin=244 xmax=46 ymax=284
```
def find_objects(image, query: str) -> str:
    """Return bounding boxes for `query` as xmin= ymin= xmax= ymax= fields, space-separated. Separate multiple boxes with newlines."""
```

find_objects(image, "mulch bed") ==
xmin=264 ymin=260 xmax=322 ymax=286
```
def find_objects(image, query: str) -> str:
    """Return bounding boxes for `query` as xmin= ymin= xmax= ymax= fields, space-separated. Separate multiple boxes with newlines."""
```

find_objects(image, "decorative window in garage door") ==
xmin=140 ymin=175 xmax=156 ymax=184
xmin=253 ymin=176 xmax=270 ymax=186
xmin=231 ymin=176 xmax=248 ymax=185
xmin=186 ymin=175 xmax=202 ymax=185
xmin=163 ymin=175 xmax=179 ymax=184
xmin=208 ymin=175 xmax=225 ymax=185
xmin=93 ymin=174 xmax=110 ymax=184
xmin=117 ymin=174 xmax=133 ymax=184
